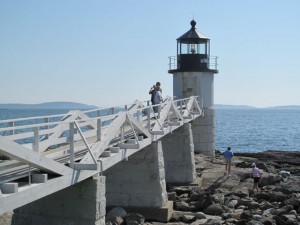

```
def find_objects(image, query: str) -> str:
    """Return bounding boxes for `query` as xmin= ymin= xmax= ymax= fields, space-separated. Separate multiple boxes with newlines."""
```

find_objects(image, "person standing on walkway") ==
xmin=153 ymin=85 xmax=162 ymax=113
xmin=149 ymin=82 xmax=162 ymax=106
xmin=224 ymin=147 xmax=234 ymax=176
xmin=251 ymin=162 xmax=262 ymax=192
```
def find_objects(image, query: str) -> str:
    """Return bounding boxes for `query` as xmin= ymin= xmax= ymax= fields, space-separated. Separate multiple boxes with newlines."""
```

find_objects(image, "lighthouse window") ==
xmin=199 ymin=43 xmax=206 ymax=54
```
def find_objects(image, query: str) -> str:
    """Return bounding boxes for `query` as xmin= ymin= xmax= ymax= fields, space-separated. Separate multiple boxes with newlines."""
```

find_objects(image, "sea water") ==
xmin=1 ymin=108 xmax=300 ymax=153
xmin=216 ymin=109 xmax=300 ymax=152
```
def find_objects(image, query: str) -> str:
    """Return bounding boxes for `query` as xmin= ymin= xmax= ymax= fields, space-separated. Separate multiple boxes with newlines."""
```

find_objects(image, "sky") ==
xmin=0 ymin=0 xmax=300 ymax=108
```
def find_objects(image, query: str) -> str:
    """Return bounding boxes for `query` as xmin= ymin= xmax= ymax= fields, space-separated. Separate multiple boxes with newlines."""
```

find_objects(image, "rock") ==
xmin=222 ymin=212 xmax=233 ymax=219
xmin=170 ymin=186 xmax=193 ymax=195
xmin=269 ymin=191 xmax=287 ymax=202
xmin=288 ymin=210 xmax=297 ymax=215
xmin=281 ymin=214 xmax=297 ymax=224
xmin=204 ymin=218 xmax=222 ymax=225
xmin=203 ymin=204 xmax=224 ymax=216
xmin=235 ymin=219 xmax=248 ymax=225
xmin=233 ymin=187 xmax=250 ymax=198
xmin=255 ymin=192 xmax=271 ymax=201
xmin=106 ymin=217 xmax=124 ymax=225
xmin=262 ymin=208 xmax=276 ymax=216
xmin=174 ymin=201 xmax=191 ymax=211
xmin=193 ymin=194 xmax=213 ymax=210
xmin=106 ymin=207 xmax=127 ymax=222
xmin=272 ymin=215 xmax=287 ymax=225
xmin=212 ymin=193 xmax=225 ymax=204
xmin=125 ymin=213 xmax=145 ymax=225
xmin=182 ymin=214 xmax=196 ymax=223
xmin=275 ymin=176 xmax=300 ymax=194
xmin=260 ymin=174 xmax=281 ymax=186
xmin=226 ymin=199 xmax=239 ymax=208
xmin=275 ymin=205 xmax=294 ymax=216
xmin=279 ymin=171 xmax=290 ymax=178
xmin=252 ymin=214 xmax=263 ymax=221
xmin=247 ymin=220 xmax=263 ymax=225
xmin=232 ymin=209 xmax=244 ymax=220
xmin=240 ymin=172 xmax=251 ymax=181
xmin=281 ymin=196 xmax=300 ymax=208
xmin=240 ymin=211 xmax=252 ymax=220
xmin=259 ymin=201 xmax=274 ymax=210
xmin=225 ymin=217 xmax=238 ymax=224
xmin=259 ymin=216 xmax=275 ymax=225
xmin=238 ymin=198 xmax=260 ymax=209
xmin=167 ymin=192 xmax=176 ymax=201
xmin=195 ymin=212 xmax=206 ymax=219
xmin=190 ymin=189 xmax=203 ymax=201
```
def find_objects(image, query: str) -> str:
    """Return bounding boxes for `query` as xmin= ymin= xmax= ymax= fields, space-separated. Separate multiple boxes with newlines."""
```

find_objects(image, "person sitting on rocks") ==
xmin=224 ymin=146 xmax=234 ymax=176
xmin=251 ymin=162 xmax=262 ymax=192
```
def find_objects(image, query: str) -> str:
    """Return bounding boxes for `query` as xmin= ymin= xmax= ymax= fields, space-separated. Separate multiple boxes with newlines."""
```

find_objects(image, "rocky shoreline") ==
xmin=160 ymin=150 xmax=300 ymax=225
xmin=1 ymin=150 xmax=300 ymax=225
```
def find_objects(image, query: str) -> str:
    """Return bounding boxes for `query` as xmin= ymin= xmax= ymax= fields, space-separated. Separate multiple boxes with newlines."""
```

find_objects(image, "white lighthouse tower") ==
xmin=168 ymin=20 xmax=218 ymax=157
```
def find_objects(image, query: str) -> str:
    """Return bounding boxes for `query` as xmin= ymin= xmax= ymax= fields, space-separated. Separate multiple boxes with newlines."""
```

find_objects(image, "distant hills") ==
xmin=0 ymin=102 xmax=299 ymax=110
xmin=0 ymin=102 xmax=98 ymax=109
xmin=214 ymin=104 xmax=256 ymax=109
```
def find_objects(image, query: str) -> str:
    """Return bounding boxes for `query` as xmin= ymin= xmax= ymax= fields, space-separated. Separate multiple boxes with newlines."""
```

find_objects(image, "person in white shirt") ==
xmin=251 ymin=162 xmax=262 ymax=192
xmin=153 ymin=86 xmax=162 ymax=113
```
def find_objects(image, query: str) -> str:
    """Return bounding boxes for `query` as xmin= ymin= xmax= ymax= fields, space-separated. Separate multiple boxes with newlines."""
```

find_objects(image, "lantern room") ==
xmin=169 ymin=20 xmax=218 ymax=73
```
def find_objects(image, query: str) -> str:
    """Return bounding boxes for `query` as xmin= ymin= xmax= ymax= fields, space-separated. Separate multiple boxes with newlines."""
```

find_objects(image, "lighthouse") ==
xmin=168 ymin=20 xmax=218 ymax=157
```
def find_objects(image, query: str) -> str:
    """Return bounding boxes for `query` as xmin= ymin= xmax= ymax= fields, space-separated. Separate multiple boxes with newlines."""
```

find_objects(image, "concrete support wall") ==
xmin=161 ymin=123 xmax=196 ymax=183
xmin=192 ymin=107 xmax=215 ymax=157
xmin=12 ymin=176 xmax=106 ymax=225
xmin=105 ymin=141 xmax=168 ymax=208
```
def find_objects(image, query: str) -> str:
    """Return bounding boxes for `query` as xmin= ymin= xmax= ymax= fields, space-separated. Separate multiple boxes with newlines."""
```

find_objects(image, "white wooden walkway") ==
xmin=0 ymin=96 xmax=203 ymax=215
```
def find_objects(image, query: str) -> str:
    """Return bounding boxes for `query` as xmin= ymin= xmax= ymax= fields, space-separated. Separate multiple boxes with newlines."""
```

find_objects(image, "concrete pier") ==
xmin=192 ymin=107 xmax=215 ymax=157
xmin=105 ymin=141 xmax=172 ymax=222
xmin=12 ymin=176 xmax=106 ymax=225
xmin=162 ymin=123 xmax=196 ymax=183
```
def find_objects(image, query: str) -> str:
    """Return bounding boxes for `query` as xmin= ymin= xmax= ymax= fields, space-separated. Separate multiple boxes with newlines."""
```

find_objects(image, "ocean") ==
xmin=0 ymin=108 xmax=300 ymax=153
xmin=215 ymin=108 xmax=300 ymax=153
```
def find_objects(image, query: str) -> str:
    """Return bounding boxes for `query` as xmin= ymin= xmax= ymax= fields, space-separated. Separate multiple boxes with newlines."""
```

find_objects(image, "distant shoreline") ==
xmin=1 ymin=102 xmax=300 ymax=110
xmin=0 ymin=102 xmax=97 ymax=109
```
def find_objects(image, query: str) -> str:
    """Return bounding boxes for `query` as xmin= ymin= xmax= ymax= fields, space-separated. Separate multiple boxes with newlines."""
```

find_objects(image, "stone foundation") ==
xmin=192 ymin=107 xmax=215 ymax=157
xmin=12 ymin=176 xmax=106 ymax=225
xmin=161 ymin=123 xmax=196 ymax=183
xmin=105 ymin=141 xmax=172 ymax=222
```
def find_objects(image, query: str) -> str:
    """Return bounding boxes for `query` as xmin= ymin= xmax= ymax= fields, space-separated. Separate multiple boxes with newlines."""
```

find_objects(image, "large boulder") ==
xmin=106 ymin=207 xmax=127 ymax=223
xmin=174 ymin=201 xmax=191 ymax=211
xmin=193 ymin=193 xmax=213 ymax=210
xmin=203 ymin=204 xmax=224 ymax=216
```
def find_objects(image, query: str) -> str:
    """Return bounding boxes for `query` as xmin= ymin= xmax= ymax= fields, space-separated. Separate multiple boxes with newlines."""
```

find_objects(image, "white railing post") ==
xmin=137 ymin=110 xmax=141 ymax=122
xmin=158 ymin=105 xmax=161 ymax=118
xmin=28 ymin=165 xmax=31 ymax=186
xmin=147 ymin=107 xmax=151 ymax=130
xmin=69 ymin=122 xmax=75 ymax=168
xmin=180 ymin=100 xmax=183 ymax=114
xmin=44 ymin=117 xmax=49 ymax=139
xmin=97 ymin=118 xmax=101 ymax=141
xmin=33 ymin=127 xmax=39 ymax=153
xmin=8 ymin=121 xmax=14 ymax=136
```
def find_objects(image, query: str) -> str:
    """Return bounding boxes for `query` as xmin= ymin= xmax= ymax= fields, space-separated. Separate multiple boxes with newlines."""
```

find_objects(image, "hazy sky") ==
xmin=1 ymin=0 xmax=299 ymax=108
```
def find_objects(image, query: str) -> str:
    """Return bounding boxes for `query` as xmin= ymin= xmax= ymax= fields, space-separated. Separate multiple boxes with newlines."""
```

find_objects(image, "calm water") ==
xmin=215 ymin=109 xmax=300 ymax=153
xmin=1 ymin=108 xmax=300 ymax=153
